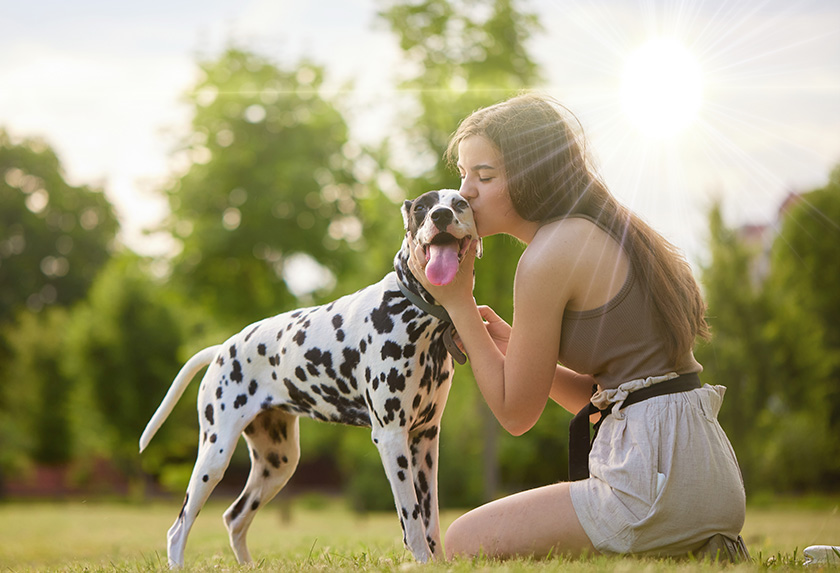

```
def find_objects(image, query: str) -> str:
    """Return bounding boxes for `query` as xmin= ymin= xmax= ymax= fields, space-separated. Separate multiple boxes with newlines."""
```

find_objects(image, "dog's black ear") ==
xmin=401 ymin=200 xmax=413 ymax=231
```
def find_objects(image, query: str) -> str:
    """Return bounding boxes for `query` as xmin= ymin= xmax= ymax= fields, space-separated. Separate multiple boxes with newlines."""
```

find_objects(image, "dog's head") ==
xmin=400 ymin=189 xmax=481 ymax=287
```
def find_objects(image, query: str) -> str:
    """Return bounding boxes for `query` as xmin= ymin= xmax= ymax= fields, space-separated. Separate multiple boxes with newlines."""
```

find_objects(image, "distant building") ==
xmin=736 ymin=191 xmax=802 ymax=285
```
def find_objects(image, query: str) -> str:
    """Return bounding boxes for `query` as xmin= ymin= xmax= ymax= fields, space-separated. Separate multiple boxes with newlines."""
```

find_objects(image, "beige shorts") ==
xmin=569 ymin=382 xmax=746 ymax=556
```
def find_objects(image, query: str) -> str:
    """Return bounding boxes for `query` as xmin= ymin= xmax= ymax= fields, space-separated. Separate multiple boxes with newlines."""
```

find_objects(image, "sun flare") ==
xmin=621 ymin=38 xmax=703 ymax=140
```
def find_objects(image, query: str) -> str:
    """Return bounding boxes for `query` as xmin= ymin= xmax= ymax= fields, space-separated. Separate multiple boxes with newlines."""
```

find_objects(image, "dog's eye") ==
xmin=415 ymin=204 xmax=427 ymax=213
xmin=454 ymin=199 xmax=469 ymax=211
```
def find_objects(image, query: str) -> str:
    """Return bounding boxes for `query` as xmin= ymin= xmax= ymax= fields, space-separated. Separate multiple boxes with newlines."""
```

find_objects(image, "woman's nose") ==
xmin=458 ymin=180 xmax=476 ymax=199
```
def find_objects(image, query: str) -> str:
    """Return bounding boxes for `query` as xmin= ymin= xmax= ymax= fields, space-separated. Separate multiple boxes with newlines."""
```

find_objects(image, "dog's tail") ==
xmin=139 ymin=345 xmax=221 ymax=453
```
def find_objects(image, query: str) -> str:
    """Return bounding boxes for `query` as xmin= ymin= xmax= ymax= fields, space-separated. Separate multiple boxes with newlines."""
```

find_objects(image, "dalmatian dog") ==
xmin=139 ymin=189 xmax=480 ymax=567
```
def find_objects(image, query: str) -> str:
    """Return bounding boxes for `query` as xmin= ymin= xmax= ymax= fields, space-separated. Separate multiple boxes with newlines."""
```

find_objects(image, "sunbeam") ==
xmin=537 ymin=0 xmax=839 ymax=262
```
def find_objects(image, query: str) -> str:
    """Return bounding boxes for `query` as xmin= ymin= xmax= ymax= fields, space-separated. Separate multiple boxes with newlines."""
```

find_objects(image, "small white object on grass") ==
xmin=803 ymin=545 xmax=840 ymax=566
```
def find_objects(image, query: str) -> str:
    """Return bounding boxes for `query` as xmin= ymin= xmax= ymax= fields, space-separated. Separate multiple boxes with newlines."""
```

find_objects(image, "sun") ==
xmin=620 ymin=38 xmax=703 ymax=140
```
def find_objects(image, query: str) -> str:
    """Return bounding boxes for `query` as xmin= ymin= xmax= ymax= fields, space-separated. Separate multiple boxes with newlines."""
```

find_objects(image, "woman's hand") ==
xmin=407 ymin=239 xmax=479 ymax=309
xmin=477 ymin=305 xmax=511 ymax=355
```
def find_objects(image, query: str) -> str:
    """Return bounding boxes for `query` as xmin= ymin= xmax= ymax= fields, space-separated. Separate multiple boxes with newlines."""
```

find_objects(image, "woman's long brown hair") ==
xmin=446 ymin=92 xmax=710 ymax=362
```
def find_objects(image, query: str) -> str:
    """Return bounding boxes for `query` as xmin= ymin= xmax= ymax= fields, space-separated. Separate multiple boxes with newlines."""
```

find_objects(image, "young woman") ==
xmin=408 ymin=93 xmax=746 ymax=560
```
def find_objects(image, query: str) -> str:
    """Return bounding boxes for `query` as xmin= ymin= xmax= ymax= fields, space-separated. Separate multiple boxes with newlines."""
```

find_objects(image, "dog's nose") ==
xmin=430 ymin=208 xmax=453 ymax=230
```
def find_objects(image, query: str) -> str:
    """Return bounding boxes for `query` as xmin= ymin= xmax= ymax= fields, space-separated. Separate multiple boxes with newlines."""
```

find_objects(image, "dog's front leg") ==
xmin=371 ymin=428 xmax=433 ymax=562
xmin=409 ymin=426 xmax=443 ymax=559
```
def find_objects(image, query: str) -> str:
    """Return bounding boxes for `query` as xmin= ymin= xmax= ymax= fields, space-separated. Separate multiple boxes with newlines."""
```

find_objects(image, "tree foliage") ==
xmin=0 ymin=131 xmax=118 ymax=482
xmin=163 ymin=48 xmax=370 ymax=328
xmin=0 ymin=130 xmax=117 ymax=324
xmin=63 ymin=254 xmax=190 ymax=477
xmin=763 ymin=170 xmax=840 ymax=488
xmin=697 ymin=170 xmax=840 ymax=493
xmin=1 ymin=308 xmax=72 ymax=465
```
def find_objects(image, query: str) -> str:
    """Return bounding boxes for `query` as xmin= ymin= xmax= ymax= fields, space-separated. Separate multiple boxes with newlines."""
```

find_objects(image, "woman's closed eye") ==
xmin=459 ymin=172 xmax=494 ymax=182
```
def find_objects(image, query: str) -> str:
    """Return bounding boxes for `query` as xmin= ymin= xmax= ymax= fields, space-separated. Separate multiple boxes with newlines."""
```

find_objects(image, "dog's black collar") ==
xmin=396 ymin=277 xmax=467 ymax=365
xmin=397 ymin=278 xmax=451 ymax=322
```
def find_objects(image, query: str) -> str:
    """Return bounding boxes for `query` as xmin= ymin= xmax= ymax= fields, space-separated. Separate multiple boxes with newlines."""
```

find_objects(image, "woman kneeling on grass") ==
xmin=409 ymin=93 xmax=747 ymax=560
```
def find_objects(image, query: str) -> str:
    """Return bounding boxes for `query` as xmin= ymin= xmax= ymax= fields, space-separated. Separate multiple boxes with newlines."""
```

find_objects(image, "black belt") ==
xmin=568 ymin=372 xmax=702 ymax=481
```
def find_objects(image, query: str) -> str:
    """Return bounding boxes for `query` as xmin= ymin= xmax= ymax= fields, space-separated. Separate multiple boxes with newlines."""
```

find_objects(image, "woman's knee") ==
xmin=443 ymin=514 xmax=473 ymax=559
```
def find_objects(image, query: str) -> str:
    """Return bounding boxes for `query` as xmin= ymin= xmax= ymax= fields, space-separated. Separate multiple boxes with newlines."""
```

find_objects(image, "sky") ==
xmin=1 ymin=0 xmax=838 ymax=267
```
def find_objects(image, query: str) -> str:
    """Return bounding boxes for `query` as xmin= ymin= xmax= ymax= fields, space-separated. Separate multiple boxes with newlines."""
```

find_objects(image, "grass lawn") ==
xmin=0 ymin=496 xmax=838 ymax=572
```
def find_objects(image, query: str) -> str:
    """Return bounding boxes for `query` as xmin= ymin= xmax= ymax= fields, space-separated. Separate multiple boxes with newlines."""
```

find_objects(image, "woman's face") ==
xmin=456 ymin=135 xmax=515 ymax=238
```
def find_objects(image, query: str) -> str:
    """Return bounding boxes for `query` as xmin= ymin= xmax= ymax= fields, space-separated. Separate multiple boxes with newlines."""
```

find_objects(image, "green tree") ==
xmin=698 ymin=179 xmax=840 ymax=493
xmin=762 ymin=170 xmax=840 ymax=489
xmin=696 ymin=203 xmax=777 ymax=490
xmin=1 ymin=308 xmax=72 ymax=466
xmin=0 ymin=131 xmax=118 ymax=488
xmin=0 ymin=130 xmax=118 ymax=324
xmin=163 ymin=48 xmax=370 ymax=329
xmin=63 ymin=254 xmax=193 ymax=487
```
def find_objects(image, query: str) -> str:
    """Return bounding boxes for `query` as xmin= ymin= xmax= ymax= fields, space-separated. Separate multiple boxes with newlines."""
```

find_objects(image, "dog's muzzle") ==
xmin=422 ymin=232 xmax=473 ymax=287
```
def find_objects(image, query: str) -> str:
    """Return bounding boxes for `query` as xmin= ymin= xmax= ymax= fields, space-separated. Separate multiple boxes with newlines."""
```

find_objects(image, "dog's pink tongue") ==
xmin=426 ymin=243 xmax=460 ymax=286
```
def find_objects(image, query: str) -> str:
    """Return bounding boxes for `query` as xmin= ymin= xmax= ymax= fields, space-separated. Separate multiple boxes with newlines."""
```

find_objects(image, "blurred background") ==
xmin=0 ymin=0 xmax=838 ymax=512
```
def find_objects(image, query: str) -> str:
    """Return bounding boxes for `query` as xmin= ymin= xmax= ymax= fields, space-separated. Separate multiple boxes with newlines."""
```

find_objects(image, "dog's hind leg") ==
xmin=167 ymin=430 xmax=240 ymax=568
xmin=223 ymin=409 xmax=300 ymax=564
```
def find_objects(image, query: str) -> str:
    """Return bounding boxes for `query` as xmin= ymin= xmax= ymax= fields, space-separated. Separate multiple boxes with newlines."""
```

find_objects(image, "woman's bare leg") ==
xmin=444 ymin=482 xmax=596 ymax=560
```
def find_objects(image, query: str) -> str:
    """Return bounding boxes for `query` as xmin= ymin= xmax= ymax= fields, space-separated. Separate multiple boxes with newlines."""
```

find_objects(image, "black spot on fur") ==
xmin=178 ymin=493 xmax=189 ymax=520
xmin=339 ymin=347 xmax=361 ymax=389
xmin=293 ymin=329 xmax=306 ymax=346
xmin=370 ymin=291 xmax=410 ymax=334
xmin=284 ymin=378 xmax=317 ymax=409
xmin=407 ymin=319 xmax=431 ymax=343
xmin=229 ymin=495 xmax=248 ymax=522
xmin=267 ymin=452 xmax=282 ymax=468
xmin=418 ymin=470 xmax=428 ymax=493
xmin=230 ymin=360 xmax=243 ymax=383
xmin=386 ymin=368 xmax=406 ymax=393
xmin=383 ymin=397 xmax=405 ymax=425
xmin=257 ymin=343 xmax=267 ymax=356
xmin=234 ymin=394 xmax=248 ymax=409
xmin=205 ymin=404 xmax=214 ymax=425
xmin=304 ymin=348 xmax=336 ymax=379
xmin=381 ymin=341 xmax=402 ymax=361
xmin=249 ymin=379 xmax=258 ymax=395
xmin=397 ymin=455 xmax=408 ymax=469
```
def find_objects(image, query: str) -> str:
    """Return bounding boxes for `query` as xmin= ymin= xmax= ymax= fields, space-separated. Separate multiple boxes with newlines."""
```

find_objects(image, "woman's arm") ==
xmin=475 ymin=304 xmax=594 ymax=414
xmin=412 ymin=233 xmax=582 ymax=435
xmin=549 ymin=365 xmax=596 ymax=414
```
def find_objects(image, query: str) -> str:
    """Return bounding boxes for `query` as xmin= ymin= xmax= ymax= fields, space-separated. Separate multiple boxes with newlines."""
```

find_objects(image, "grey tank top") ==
xmin=557 ymin=215 xmax=701 ymax=390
